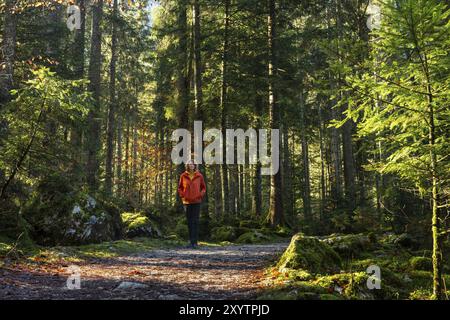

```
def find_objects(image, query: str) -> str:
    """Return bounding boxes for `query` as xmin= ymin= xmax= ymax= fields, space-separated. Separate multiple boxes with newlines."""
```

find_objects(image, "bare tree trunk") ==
xmin=0 ymin=0 xmax=17 ymax=107
xmin=342 ymin=119 xmax=356 ymax=212
xmin=220 ymin=0 xmax=230 ymax=217
xmin=175 ymin=0 xmax=189 ymax=211
xmin=299 ymin=89 xmax=312 ymax=225
xmin=86 ymin=0 xmax=104 ymax=192
xmin=192 ymin=0 xmax=209 ymax=216
xmin=117 ymin=113 xmax=123 ymax=196
xmin=230 ymin=164 xmax=237 ymax=215
xmin=214 ymin=164 xmax=222 ymax=219
xmin=125 ymin=110 xmax=130 ymax=193
xmin=105 ymin=0 xmax=119 ymax=195
xmin=253 ymin=95 xmax=263 ymax=217
xmin=318 ymin=102 xmax=326 ymax=222
xmin=283 ymin=124 xmax=293 ymax=219
xmin=237 ymin=164 xmax=244 ymax=215
xmin=70 ymin=0 xmax=86 ymax=176
xmin=267 ymin=0 xmax=284 ymax=227
xmin=132 ymin=111 xmax=138 ymax=202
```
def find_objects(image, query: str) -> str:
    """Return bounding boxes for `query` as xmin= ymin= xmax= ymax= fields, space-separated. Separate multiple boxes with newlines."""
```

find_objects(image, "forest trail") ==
xmin=0 ymin=243 xmax=288 ymax=300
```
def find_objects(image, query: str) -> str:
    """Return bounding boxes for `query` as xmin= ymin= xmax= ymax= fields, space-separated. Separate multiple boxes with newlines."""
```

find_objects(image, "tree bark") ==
xmin=105 ymin=0 xmax=119 ymax=195
xmin=0 ymin=0 xmax=17 ymax=107
xmin=86 ymin=0 xmax=104 ymax=192
xmin=175 ymin=0 xmax=190 ymax=212
xmin=267 ymin=0 xmax=284 ymax=227
xmin=192 ymin=0 xmax=209 ymax=216
xmin=253 ymin=94 xmax=263 ymax=217
xmin=220 ymin=0 xmax=230 ymax=216
xmin=342 ymin=119 xmax=356 ymax=212
xmin=299 ymin=89 xmax=312 ymax=224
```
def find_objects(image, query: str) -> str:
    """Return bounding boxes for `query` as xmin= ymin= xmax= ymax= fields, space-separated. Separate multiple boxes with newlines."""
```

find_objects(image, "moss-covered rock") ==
xmin=24 ymin=175 xmax=123 ymax=246
xmin=257 ymin=282 xmax=327 ymax=300
xmin=313 ymin=272 xmax=374 ymax=299
xmin=273 ymin=226 xmax=292 ymax=238
xmin=239 ymin=220 xmax=261 ymax=229
xmin=236 ymin=230 xmax=272 ymax=244
xmin=409 ymin=256 xmax=432 ymax=271
xmin=235 ymin=227 xmax=251 ymax=238
xmin=380 ymin=233 xmax=420 ymax=249
xmin=321 ymin=233 xmax=374 ymax=259
xmin=211 ymin=226 xmax=237 ymax=242
xmin=121 ymin=212 xmax=162 ymax=238
xmin=276 ymin=233 xmax=341 ymax=275
xmin=278 ymin=268 xmax=313 ymax=281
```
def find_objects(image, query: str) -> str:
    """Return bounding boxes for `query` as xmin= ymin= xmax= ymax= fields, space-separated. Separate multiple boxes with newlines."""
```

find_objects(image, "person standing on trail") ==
xmin=177 ymin=159 xmax=206 ymax=249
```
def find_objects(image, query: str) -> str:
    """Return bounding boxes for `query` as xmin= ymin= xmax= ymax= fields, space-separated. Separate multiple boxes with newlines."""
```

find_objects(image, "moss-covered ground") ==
xmin=257 ymin=233 xmax=450 ymax=300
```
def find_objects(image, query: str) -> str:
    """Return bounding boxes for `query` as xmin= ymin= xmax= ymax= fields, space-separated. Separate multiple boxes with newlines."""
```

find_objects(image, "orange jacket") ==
xmin=178 ymin=170 xmax=206 ymax=204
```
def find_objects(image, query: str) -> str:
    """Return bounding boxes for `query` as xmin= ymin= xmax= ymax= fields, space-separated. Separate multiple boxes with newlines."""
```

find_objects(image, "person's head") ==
xmin=185 ymin=159 xmax=197 ymax=172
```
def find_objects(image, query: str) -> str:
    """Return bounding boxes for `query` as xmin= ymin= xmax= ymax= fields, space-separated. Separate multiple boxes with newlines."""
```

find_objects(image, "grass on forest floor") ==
xmin=0 ymin=235 xmax=287 ymax=266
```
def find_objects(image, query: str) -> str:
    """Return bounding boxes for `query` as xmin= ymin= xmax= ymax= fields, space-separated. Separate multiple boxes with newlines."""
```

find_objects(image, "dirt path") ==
xmin=0 ymin=243 xmax=288 ymax=300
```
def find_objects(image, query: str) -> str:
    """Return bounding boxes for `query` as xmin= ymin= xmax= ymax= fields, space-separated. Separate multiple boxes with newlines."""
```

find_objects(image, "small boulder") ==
xmin=211 ymin=226 xmax=237 ymax=242
xmin=121 ymin=212 xmax=162 ymax=238
xmin=409 ymin=256 xmax=433 ymax=271
xmin=321 ymin=233 xmax=374 ymax=258
xmin=276 ymin=233 xmax=341 ymax=275
xmin=236 ymin=230 xmax=271 ymax=244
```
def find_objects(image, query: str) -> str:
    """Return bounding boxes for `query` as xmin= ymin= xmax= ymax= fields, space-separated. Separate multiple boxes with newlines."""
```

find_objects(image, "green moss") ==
xmin=175 ymin=220 xmax=189 ymax=238
xmin=239 ymin=220 xmax=260 ymax=229
xmin=409 ymin=256 xmax=432 ymax=271
xmin=260 ymin=232 xmax=446 ymax=300
xmin=409 ymin=289 xmax=432 ymax=300
xmin=211 ymin=226 xmax=237 ymax=242
xmin=279 ymin=268 xmax=313 ymax=281
xmin=122 ymin=212 xmax=148 ymax=229
xmin=236 ymin=229 xmax=275 ymax=244
xmin=0 ymin=241 xmax=13 ymax=257
xmin=273 ymin=226 xmax=292 ymax=237
xmin=276 ymin=233 xmax=341 ymax=274
xmin=322 ymin=233 xmax=374 ymax=259
xmin=121 ymin=212 xmax=161 ymax=238
xmin=257 ymin=286 xmax=323 ymax=300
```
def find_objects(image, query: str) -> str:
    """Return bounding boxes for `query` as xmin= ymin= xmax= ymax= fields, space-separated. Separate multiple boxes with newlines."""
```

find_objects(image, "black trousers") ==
xmin=184 ymin=203 xmax=200 ymax=245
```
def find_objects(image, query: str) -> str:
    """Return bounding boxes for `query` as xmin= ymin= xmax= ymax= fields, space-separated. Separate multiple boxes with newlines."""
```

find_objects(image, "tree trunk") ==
xmin=299 ymin=89 xmax=312 ymax=225
xmin=214 ymin=164 xmax=222 ymax=218
xmin=220 ymin=0 xmax=230 ymax=216
xmin=117 ymin=114 xmax=123 ymax=196
xmin=0 ymin=0 xmax=17 ymax=107
xmin=428 ymin=85 xmax=443 ymax=300
xmin=70 ymin=0 xmax=86 ymax=176
xmin=342 ymin=119 xmax=356 ymax=212
xmin=267 ymin=0 xmax=284 ymax=227
xmin=175 ymin=0 xmax=190 ymax=211
xmin=253 ymin=94 xmax=263 ymax=217
xmin=192 ymin=0 xmax=209 ymax=216
xmin=105 ymin=0 xmax=119 ymax=195
xmin=86 ymin=0 xmax=104 ymax=192
xmin=283 ymin=125 xmax=293 ymax=219
xmin=318 ymin=102 xmax=326 ymax=222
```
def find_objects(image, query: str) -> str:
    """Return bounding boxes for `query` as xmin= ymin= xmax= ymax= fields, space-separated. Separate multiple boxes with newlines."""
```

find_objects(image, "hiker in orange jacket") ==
xmin=178 ymin=159 xmax=206 ymax=249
